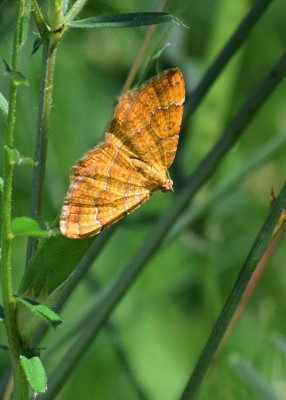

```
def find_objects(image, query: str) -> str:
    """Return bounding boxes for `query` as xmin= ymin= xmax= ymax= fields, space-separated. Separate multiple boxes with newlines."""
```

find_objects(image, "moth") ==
xmin=60 ymin=68 xmax=185 ymax=238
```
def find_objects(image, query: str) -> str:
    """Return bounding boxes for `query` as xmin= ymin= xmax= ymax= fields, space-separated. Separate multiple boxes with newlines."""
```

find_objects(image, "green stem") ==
xmin=0 ymin=1 xmax=30 ymax=398
xmin=31 ymin=0 xmax=50 ymax=37
xmin=179 ymin=180 xmax=286 ymax=399
xmin=26 ymin=40 xmax=57 ymax=263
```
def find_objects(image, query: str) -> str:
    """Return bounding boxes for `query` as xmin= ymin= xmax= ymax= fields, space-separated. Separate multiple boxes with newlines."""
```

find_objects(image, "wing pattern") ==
xmin=60 ymin=68 xmax=185 ymax=238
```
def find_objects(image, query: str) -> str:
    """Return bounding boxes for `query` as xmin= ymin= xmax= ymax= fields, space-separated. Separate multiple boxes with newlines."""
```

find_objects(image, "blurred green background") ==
xmin=1 ymin=0 xmax=286 ymax=399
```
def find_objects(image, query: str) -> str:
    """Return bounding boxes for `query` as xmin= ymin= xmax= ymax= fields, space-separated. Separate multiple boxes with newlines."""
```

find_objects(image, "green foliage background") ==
xmin=1 ymin=0 xmax=286 ymax=399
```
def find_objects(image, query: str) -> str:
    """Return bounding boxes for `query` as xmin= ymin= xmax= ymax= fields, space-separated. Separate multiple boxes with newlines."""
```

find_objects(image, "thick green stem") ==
xmin=0 ymin=1 xmax=30 ymax=398
xmin=26 ymin=41 xmax=57 ymax=263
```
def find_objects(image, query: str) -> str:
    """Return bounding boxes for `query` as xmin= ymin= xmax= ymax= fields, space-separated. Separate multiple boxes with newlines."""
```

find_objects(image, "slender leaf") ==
xmin=32 ymin=36 xmax=44 ymax=55
xmin=66 ymin=12 xmax=180 ymax=29
xmin=19 ymin=0 xmax=32 ymax=48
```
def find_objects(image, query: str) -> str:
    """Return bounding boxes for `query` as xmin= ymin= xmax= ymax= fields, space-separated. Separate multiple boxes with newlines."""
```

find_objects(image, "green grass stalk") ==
xmin=0 ymin=1 xmax=30 ymax=397
xmin=26 ymin=41 xmax=57 ymax=263
xmin=179 ymin=180 xmax=286 ymax=399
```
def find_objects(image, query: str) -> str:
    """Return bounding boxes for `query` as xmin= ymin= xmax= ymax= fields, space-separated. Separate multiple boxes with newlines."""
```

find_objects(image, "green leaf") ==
xmin=11 ymin=217 xmax=54 ymax=237
xmin=0 ymin=92 xmax=8 ymax=119
xmin=17 ymin=235 xmax=94 ymax=344
xmin=19 ymin=235 xmax=94 ymax=299
xmin=66 ymin=12 xmax=181 ymax=29
xmin=19 ymin=0 xmax=32 ymax=48
xmin=0 ymin=176 xmax=3 ymax=192
xmin=32 ymin=36 xmax=44 ymax=55
xmin=15 ymin=296 xmax=62 ymax=328
xmin=2 ymin=58 xmax=12 ymax=72
xmin=20 ymin=354 xmax=47 ymax=394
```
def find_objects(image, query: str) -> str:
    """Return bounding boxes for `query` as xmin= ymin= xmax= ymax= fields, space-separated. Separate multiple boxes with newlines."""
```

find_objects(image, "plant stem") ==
xmin=179 ymin=180 xmax=286 ymax=399
xmin=0 ymin=1 xmax=30 ymax=398
xmin=31 ymin=0 xmax=50 ymax=37
xmin=26 ymin=40 xmax=57 ymax=263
